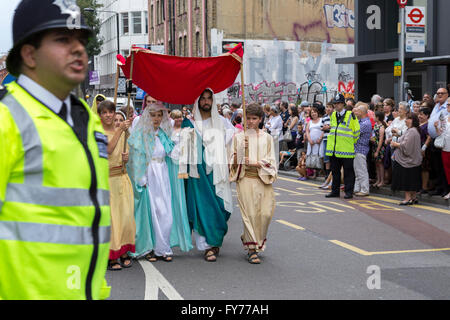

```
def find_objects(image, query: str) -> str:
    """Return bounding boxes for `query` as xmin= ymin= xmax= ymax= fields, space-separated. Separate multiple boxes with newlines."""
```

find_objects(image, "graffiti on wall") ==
xmin=338 ymin=71 xmax=355 ymax=95
xmin=323 ymin=4 xmax=355 ymax=29
xmin=227 ymin=78 xmax=355 ymax=105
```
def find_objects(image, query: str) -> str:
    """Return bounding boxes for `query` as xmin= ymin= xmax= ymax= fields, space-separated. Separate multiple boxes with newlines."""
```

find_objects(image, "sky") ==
xmin=0 ymin=0 xmax=21 ymax=55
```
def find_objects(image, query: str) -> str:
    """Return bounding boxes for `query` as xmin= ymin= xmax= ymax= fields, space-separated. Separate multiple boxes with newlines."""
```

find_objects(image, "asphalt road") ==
xmin=105 ymin=175 xmax=450 ymax=300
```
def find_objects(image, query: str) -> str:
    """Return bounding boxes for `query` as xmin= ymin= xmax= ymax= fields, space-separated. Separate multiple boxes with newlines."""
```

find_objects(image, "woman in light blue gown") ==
xmin=127 ymin=103 xmax=192 ymax=262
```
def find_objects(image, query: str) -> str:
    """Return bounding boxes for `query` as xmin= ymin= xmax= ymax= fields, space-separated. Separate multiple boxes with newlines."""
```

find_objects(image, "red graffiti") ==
xmin=338 ymin=80 xmax=355 ymax=94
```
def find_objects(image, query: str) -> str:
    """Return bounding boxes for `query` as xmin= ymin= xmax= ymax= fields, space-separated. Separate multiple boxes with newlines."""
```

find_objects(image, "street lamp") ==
xmin=84 ymin=7 xmax=120 ymax=57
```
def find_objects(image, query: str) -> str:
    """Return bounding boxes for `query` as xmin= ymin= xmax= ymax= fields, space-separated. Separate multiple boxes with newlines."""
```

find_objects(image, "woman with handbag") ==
xmin=305 ymin=106 xmax=324 ymax=179
xmin=434 ymin=97 xmax=450 ymax=199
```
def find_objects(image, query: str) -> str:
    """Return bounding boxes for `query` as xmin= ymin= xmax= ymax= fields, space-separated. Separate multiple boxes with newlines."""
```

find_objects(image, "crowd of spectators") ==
xmin=214 ymin=86 xmax=450 ymax=205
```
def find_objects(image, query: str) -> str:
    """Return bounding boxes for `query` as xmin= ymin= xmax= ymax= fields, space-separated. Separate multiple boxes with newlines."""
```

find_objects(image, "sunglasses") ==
xmin=437 ymin=92 xmax=448 ymax=95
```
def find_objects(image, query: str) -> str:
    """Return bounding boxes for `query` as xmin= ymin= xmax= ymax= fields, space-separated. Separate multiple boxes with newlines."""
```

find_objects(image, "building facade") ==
xmin=94 ymin=0 xmax=149 ymax=95
xmin=149 ymin=0 xmax=356 ymax=104
xmin=337 ymin=0 xmax=450 ymax=102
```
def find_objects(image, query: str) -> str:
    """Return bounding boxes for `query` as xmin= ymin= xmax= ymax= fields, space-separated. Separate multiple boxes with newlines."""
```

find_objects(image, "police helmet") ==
xmin=6 ymin=0 xmax=93 ymax=76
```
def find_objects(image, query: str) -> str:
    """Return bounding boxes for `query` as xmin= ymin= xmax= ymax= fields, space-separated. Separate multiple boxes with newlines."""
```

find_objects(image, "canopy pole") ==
xmin=122 ymin=50 xmax=135 ymax=173
xmin=113 ymin=64 xmax=120 ymax=105
xmin=240 ymin=63 xmax=249 ymax=160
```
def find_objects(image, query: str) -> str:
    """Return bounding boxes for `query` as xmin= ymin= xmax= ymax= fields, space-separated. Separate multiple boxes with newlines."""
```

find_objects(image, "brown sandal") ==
xmin=145 ymin=251 xmax=158 ymax=263
xmin=204 ymin=247 xmax=219 ymax=262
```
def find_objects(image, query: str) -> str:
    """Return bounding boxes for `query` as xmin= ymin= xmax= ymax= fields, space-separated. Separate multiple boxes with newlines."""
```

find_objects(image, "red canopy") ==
xmin=118 ymin=44 xmax=244 ymax=105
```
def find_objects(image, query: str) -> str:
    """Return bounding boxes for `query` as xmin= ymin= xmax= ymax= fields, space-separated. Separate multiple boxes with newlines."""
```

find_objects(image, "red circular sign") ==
xmin=408 ymin=8 xmax=424 ymax=23
xmin=397 ymin=0 xmax=407 ymax=8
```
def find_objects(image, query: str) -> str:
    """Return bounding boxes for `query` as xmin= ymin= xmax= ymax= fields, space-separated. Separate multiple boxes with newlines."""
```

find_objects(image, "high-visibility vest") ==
xmin=0 ymin=81 xmax=111 ymax=300
xmin=325 ymin=110 xmax=360 ymax=158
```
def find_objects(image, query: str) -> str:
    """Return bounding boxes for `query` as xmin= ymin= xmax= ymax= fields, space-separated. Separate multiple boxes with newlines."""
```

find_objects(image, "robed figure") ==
xmin=179 ymin=89 xmax=235 ymax=262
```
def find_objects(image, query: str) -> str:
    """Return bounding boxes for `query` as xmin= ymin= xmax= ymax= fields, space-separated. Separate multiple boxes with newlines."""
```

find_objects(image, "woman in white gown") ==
xmin=127 ymin=104 xmax=192 ymax=262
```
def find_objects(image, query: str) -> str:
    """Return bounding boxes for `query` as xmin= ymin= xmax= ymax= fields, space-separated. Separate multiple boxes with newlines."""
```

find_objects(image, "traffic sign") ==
xmin=406 ymin=6 xmax=426 ymax=32
xmin=397 ymin=0 xmax=407 ymax=9
xmin=394 ymin=61 xmax=402 ymax=77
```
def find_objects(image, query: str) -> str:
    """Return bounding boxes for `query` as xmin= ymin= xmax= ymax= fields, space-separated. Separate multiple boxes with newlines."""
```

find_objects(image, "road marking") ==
xmin=367 ymin=196 xmax=450 ymax=215
xmin=277 ymin=176 xmax=319 ymax=187
xmin=276 ymin=219 xmax=305 ymax=230
xmin=330 ymin=240 xmax=450 ymax=256
xmin=277 ymin=176 xmax=450 ymax=215
xmin=138 ymin=260 xmax=184 ymax=300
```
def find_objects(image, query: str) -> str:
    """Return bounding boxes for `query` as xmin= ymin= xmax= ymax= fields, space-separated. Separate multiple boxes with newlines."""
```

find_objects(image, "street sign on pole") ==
xmin=405 ymin=6 xmax=426 ymax=53
xmin=397 ymin=0 xmax=407 ymax=9
xmin=394 ymin=61 xmax=402 ymax=77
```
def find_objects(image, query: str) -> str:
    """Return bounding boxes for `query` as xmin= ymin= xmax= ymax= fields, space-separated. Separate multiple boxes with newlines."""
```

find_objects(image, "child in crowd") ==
xmin=296 ymin=151 xmax=307 ymax=181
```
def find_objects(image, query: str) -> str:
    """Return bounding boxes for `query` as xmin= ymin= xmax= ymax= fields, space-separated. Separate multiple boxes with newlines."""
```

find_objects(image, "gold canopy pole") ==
xmin=121 ymin=50 xmax=135 ymax=173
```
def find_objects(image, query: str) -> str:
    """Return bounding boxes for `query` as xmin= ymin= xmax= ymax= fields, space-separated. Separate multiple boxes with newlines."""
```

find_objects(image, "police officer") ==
xmin=0 ymin=0 xmax=111 ymax=299
xmin=325 ymin=94 xmax=360 ymax=199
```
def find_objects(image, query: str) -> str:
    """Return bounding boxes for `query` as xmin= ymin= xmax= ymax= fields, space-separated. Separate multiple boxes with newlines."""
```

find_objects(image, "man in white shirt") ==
xmin=427 ymin=87 xmax=449 ymax=196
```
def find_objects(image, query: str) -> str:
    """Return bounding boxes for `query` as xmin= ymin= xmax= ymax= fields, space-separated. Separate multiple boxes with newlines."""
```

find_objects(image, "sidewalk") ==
xmin=278 ymin=169 xmax=450 ymax=208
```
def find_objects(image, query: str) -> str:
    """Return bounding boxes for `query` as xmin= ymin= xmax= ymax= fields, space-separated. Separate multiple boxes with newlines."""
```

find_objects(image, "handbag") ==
xmin=282 ymin=130 xmax=293 ymax=142
xmin=305 ymin=153 xmax=322 ymax=169
xmin=434 ymin=134 xmax=445 ymax=149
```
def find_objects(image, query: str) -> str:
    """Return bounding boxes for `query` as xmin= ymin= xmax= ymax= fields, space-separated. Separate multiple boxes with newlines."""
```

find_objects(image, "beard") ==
xmin=199 ymin=104 xmax=212 ymax=112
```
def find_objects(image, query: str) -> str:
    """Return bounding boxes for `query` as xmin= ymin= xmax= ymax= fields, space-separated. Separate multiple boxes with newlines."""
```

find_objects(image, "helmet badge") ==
xmin=53 ymin=0 xmax=81 ymax=30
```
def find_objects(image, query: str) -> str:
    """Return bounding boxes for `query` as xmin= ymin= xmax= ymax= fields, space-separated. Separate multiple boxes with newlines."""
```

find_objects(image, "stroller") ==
xmin=280 ymin=150 xmax=298 ymax=171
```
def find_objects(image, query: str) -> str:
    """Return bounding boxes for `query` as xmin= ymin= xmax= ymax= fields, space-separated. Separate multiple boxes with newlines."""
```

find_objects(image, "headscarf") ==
xmin=127 ymin=103 xmax=173 ymax=183
xmin=91 ymin=94 xmax=106 ymax=114
xmin=189 ymin=88 xmax=233 ymax=214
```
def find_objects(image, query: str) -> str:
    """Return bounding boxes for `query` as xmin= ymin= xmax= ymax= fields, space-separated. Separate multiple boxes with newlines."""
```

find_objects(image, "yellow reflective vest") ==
xmin=325 ymin=110 xmax=360 ymax=158
xmin=0 ymin=81 xmax=111 ymax=300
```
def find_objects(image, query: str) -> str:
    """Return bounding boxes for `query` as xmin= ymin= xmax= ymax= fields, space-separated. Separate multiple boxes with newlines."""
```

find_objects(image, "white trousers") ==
xmin=354 ymin=153 xmax=370 ymax=194
xmin=193 ymin=231 xmax=212 ymax=251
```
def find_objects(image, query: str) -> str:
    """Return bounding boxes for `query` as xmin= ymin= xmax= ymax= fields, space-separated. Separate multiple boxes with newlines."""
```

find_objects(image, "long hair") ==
xmin=407 ymin=113 xmax=421 ymax=135
xmin=375 ymin=111 xmax=388 ymax=128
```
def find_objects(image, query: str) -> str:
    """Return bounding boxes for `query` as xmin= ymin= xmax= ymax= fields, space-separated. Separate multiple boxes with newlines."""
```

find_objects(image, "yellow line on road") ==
xmin=330 ymin=240 xmax=450 ymax=256
xmin=277 ymin=176 xmax=450 ymax=215
xmin=329 ymin=240 xmax=372 ymax=256
xmin=276 ymin=220 xmax=305 ymax=230
xmin=367 ymin=196 xmax=450 ymax=215
xmin=277 ymin=176 xmax=319 ymax=187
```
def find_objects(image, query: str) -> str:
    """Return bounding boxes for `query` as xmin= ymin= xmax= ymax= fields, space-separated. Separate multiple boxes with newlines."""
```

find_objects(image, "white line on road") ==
xmin=138 ymin=260 xmax=184 ymax=300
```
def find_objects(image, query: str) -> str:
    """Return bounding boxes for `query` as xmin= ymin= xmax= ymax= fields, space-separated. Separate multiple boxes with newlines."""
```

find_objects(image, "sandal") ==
xmin=120 ymin=255 xmax=133 ymax=268
xmin=107 ymin=260 xmax=122 ymax=271
xmin=145 ymin=251 xmax=158 ymax=263
xmin=160 ymin=255 xmax=173 ymax=262
xmin=247 ymin=252 xmax=261 ymax=264
xmin=204 ymin=248 xmax=218 ymax=262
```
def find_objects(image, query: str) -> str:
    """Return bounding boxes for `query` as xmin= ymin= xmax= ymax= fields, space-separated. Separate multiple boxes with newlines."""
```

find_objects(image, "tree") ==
xmin=77 ymin=0 xmax=103 ymax=57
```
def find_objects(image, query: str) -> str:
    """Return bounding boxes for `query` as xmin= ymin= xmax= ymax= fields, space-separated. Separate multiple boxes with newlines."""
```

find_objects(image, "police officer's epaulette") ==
xmin=0 ymin=85 xmax=8 ymax=101
xmin=351 ymin=112 xmax=356 ymax=120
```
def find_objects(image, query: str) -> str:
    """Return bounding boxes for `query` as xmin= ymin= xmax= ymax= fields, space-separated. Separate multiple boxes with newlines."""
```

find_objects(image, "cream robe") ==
xmin=229 ymin=130 xmax=278 ymax=252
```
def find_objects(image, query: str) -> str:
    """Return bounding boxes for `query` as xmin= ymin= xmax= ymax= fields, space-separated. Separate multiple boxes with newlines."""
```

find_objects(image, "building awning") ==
xmin=336 ymin=52 xmax=427 ymax=65
xmin=412 ymin=55 xmax=450 ymax=66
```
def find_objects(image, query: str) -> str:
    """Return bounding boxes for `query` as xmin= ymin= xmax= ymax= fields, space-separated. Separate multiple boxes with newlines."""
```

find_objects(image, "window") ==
xmin=132 ymin=12 xmax=142 ymax=34
xmin=121 ymin=13 xmax=129 ymax=35
xmin=184 ymin=35 xmax=187 ymax=56
xmin=144 ymin=11 xmax=148 ymax=33
xmin=195 ymin=32 xmax=200 ymax=57
xmin=179 ymin=37 xmax=182 ymax=56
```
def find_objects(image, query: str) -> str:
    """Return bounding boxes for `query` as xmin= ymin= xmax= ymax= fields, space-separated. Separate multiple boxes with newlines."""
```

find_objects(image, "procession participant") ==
xmin=0 ymin=0 xmax=111 ymax=299
xmin=229 ymin=103 xmax=277 ymax=264
xmin=91 ymin=93 xmax=106 ymax=114
xmin=115 ymin=110 xmax=127 ymax=129
xmin=127 ymin=103 xmax=192 ymax=262
xmin=179 ymin=88 xmax=235 ymax=262
xmin=97 ymin=100 xmax=136 ymax=271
